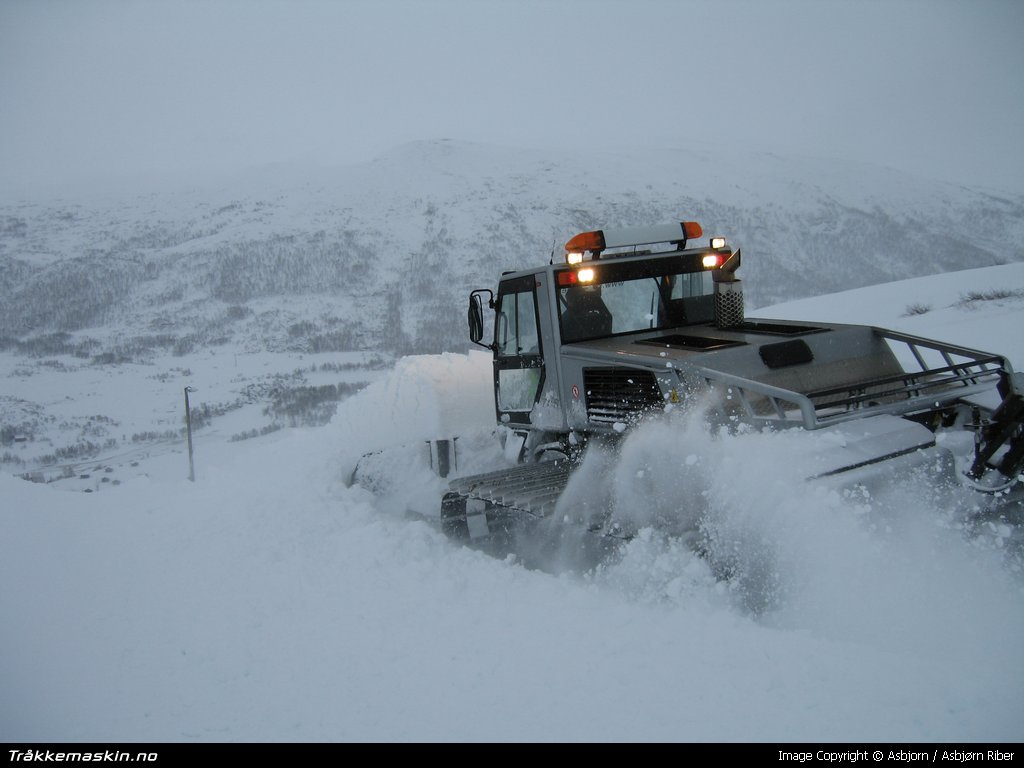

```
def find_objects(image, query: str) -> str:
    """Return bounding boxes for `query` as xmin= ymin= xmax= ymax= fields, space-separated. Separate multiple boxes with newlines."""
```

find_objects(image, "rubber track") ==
xmin=446 ymin=460 xmax=574 ymax=518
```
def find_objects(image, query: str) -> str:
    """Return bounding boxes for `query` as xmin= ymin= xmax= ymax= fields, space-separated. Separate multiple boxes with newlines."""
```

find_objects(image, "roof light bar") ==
xmin=564 ymin=219 xmax=704 ymax=262
xmin=600 ymin=221 xmax=702 ymax=249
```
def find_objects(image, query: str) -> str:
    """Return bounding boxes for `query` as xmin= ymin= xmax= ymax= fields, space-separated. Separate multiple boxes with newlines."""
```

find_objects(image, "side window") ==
xmin=496 ymin=289 xmax=540 ymax=356
xmin=495 ymin=282 xmax=543 ymax=414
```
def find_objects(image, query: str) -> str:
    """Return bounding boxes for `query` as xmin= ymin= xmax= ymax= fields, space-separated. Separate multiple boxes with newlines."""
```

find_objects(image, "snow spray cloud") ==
xmin=569 ymin=404 xmax=1024 ymax=664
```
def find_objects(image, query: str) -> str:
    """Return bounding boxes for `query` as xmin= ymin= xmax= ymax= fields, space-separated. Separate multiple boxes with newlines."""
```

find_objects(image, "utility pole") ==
xmin=184 ymin=386 xmax=196 ymax=482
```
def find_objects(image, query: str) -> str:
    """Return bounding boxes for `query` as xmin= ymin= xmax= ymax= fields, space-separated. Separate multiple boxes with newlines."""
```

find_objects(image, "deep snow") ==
xmin=2 ymin=265 xmax=1023 ymax=742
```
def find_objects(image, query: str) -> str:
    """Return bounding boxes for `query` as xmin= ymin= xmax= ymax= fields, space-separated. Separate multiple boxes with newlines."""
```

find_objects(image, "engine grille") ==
xmin=584 ymin=368 xmax=664 ymax=425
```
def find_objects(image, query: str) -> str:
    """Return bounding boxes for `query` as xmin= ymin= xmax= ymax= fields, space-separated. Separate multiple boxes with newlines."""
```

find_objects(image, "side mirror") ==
xmin=469 ymin=294 xmax=484 ymax=344
xmin=468 ymin=289 xmax=494 ymax=349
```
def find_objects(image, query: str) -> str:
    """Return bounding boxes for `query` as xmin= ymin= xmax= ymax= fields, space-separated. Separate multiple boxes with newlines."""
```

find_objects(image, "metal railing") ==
xmin=695 ymin=328 xmax=1012 ymax=430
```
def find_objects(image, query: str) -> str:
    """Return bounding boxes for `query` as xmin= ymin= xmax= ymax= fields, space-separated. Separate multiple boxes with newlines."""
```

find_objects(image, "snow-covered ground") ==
xmin=2 ymin=264 xmax=1023 ymax=742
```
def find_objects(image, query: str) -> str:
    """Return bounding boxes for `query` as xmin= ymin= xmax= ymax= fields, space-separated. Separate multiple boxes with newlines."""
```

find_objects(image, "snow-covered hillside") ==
xmin=2 ymin=141 xmax=1022 ymax=357
xmin=7 ymin=141 xmax=1023 ymax=482
xmin=1 ymin=264 xmax=1022 ymax=742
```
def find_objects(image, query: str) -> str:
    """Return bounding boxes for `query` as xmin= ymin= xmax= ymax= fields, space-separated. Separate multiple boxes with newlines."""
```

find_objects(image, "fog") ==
xmin=2 ymin=0 xmax=1022 ymax=196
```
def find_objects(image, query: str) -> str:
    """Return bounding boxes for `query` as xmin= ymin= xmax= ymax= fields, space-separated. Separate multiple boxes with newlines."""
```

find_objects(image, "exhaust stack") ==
xmin=714 ymin=278 xmax=744 ymax=328
xmin=712 ymin=246 xmax=744 ymax=328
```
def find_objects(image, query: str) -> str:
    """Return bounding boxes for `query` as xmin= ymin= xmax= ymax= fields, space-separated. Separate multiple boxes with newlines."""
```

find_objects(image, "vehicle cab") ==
xmin=467 ymin=219 xmax=741 ymax=459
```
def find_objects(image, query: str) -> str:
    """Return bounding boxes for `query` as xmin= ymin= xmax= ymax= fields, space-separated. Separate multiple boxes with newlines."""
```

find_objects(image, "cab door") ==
xmin=493 ymin=275 xmax=545 ymax=427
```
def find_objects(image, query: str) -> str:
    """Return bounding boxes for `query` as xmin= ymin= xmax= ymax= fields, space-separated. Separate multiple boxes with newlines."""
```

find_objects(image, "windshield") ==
xmin=558 ymin=259 xmax=715 ymax=343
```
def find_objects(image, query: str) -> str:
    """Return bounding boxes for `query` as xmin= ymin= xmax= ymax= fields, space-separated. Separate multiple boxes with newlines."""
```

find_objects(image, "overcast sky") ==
xmin=2 ymin=0 xmax=1022 ymax=196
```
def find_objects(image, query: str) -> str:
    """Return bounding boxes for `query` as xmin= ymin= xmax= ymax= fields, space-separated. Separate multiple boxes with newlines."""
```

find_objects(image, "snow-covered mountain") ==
xmin=1 ymin=262 xmax=1022 ymax=742
xmin=2 ymin=140 xmax=1022 ymax=359
xmin=3 ymin=140 xmax=1024 ymax=489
